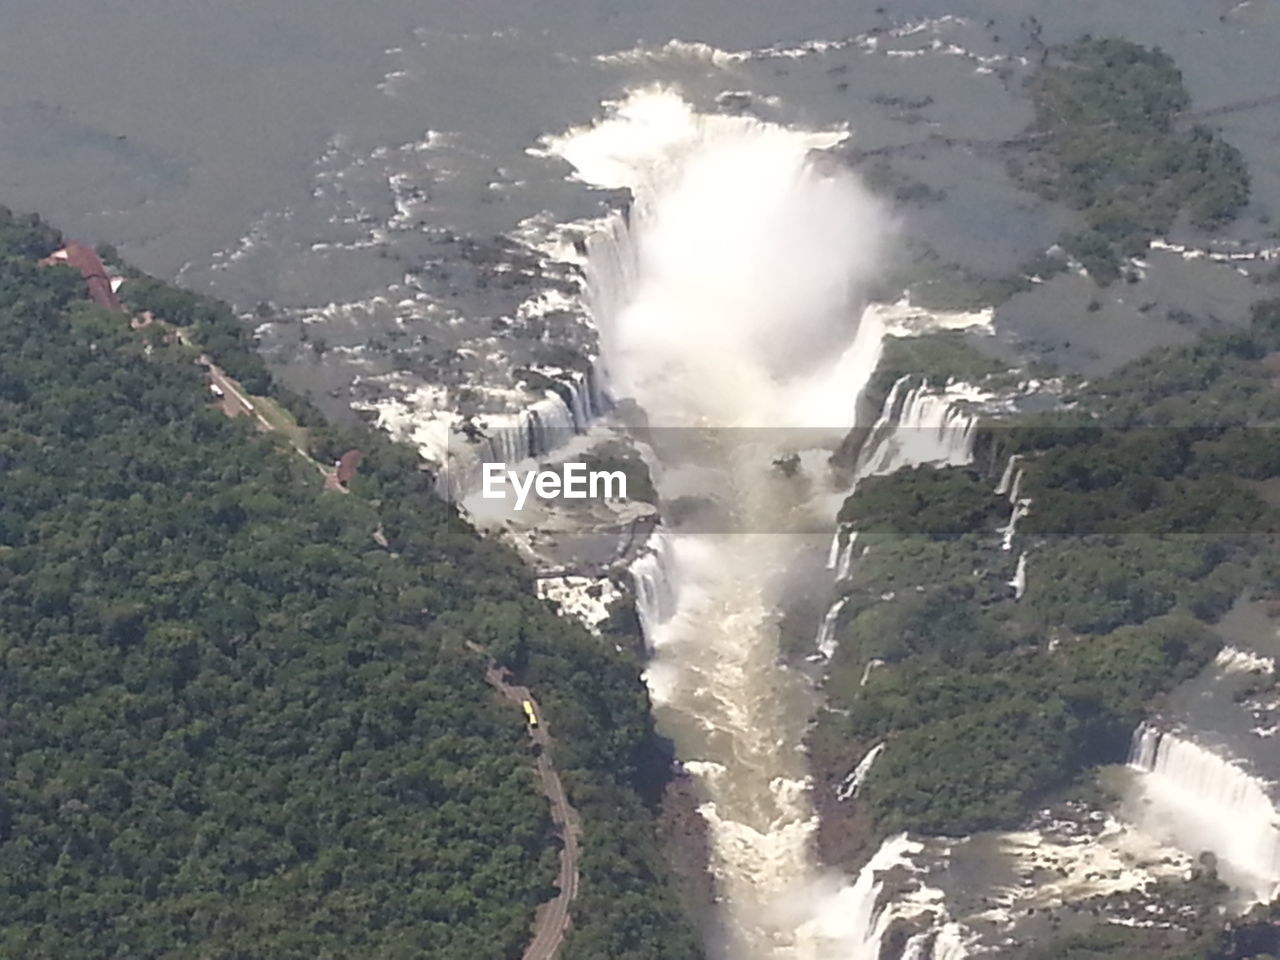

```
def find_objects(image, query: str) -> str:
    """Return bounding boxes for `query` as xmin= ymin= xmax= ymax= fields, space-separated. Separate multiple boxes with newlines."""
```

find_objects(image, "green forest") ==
xmin=0 ymin=208 xmax=702 ymax=959
xmin=821 ymin=297 xmax=1280 ymax=838
xmin=1015 ymin=36 xmax=1250 ymax=283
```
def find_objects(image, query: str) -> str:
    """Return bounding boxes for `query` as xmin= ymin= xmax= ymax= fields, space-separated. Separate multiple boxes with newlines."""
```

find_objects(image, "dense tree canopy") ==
xmin=0 ymin=208 xmax=702 ymax=959
xmin=1015 ymin=37 xmax=1250 ymax=283
xmin=823 ymin=298 xmax=1280 ymax=838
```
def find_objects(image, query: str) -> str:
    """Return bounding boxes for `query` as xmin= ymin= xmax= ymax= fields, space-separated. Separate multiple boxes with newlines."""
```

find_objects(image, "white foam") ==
xmin=1216 ymin=646 xmax=1276 ymax=675
xmin=536 ymin=575 xmax=620 ymax=633
xmin=836 ymin=743 xmax=885 ymax=802
xmin=1127 ymin=723 xmax=1280 ymax=902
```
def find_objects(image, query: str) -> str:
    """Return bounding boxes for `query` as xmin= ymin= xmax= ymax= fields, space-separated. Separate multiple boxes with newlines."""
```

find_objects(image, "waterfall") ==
xmin=901 ymin=924 xmax=970 ymax=960
xmin=994 ymin=453 xmax=1021 ymax=497
xmin=582 ymin=211 xmax=640 ymax=358
xmin=832 ymin=528 xmax=861 ymax=581
xmin=569 ymin=372 xmax=591 ymax=428
xmin=932 ymin=924 xmax=971 ymax=960
xmin=1126 ymin=723 xmax=1280 ymax=901
xmin=836 ymin=743 xmax=885 ymax=802
xmin=435 ymin=394 xmax=572 ymax=501
xmin=1008 ymin=552 xmax=1028 ymax=600
xmin=528 ymin=390 xmax=577 ymax=454
xmin=630 ymin=531 xmax=680 ymax=642
xmin=854 ymin=377 xmax=981 ymax=481
xmin=581 ymin=365 xmax=612 ymax=426
xmin=827 ymin=376 xmax=983 ymax=583
xmin=997 ymin=463 xmax=1030 ymax=552
xmin=425 ymin=364 xmax=611 ymax=502
xmin=816 ymin=597 xmax=848 ymax=659
xmin=903 ymin=933 xmax=932 ymax=960
xmin=793 ymin=834 xmax=952 ymax=960
xmin=826 ymin=524 xmax=851 ymax=569
xmin=1006 ymin=465 xmax=1024 ymax=505
xmin=547 ymin=86 xmax=897 ymax=957
xmin=857 ymin=374 xmax=910 ymax=470
xmin=1000 ymin=500 xmax=1029 ymax=552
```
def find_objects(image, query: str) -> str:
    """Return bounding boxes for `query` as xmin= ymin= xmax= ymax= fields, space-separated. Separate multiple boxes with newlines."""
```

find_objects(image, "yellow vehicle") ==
xmin=521 ymin=699 xmax=539 ymax=728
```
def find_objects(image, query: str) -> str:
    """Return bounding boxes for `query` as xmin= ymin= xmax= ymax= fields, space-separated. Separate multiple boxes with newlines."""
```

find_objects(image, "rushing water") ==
xmin=1126 ymin=722 xmax=1280 ymax=902
xmin=547 ymin=87 xmax=895 ymax=957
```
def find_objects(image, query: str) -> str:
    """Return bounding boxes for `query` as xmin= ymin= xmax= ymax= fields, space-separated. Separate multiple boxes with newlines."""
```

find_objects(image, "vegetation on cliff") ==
xmin=0 ymin=208 xmax=702 ymax=960
xmin=1014 ymin=37 xmax=1250 ymax=283
xmin=823 ymin=297 xmax=1280 ymax=837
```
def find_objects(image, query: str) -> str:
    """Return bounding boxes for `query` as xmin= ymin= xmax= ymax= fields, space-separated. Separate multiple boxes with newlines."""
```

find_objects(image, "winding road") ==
xmin=469 ymin=643 xmax=582 ymax=960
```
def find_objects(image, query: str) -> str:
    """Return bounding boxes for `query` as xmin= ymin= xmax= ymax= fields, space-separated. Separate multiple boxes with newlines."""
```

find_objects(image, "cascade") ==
xmin=902 ymin=933 xmax=932 ymax=960
xmin=1006 ymin=466 xmax=1024 ymax=505
xmin=828 ymin=527 xmax=861 ymax=580
xmin=433 ymin=367 xmax=609 ymax=502
xmin=582 ymin=211 xmax=640 ymax=356
xmin=826 ymin=524 xmax=852 ymax=570
xmin=854 ymin=378 xmax=980 ymax=480
xmin=1008 ymin=552 xmax=1028 ymax=600
xmin=932 ymin=925 xmax=971 ymax=960
xmin=856 ymin=374 xmax=910 ymax=470
xmin=630 ymin=531 xmax=681 ymax=641
xmin=793 ymin=834 xmax=948 ymax=960
xmin=823 ymin=376 xmax=982 ymax=585
xmin=998 ymin=465 xmax=1030 ymax=551
xmin=527 ymin=391 xmax=576 ymax=454
xmin=815 ymin=597 xmax=848 ymax=659
xmin=994 ymin=453 xmax=1021 ymax=497
xmin=1000 ymin=500 xmax=1029 ymax=552
xmin=1127 ymin=723 xmax=1280 ymax=901
xmin=568 ymin=372 xmax=591 ymax=428
xmin=835 ymin=531 xmax=860 ymax=581
xmin=901 ymin=925 xmax=969 ymax=960
xmin=858 ymin=658 xmax=885 ymax=687
xmin=836 ymin=743 xmax=885 ymax=802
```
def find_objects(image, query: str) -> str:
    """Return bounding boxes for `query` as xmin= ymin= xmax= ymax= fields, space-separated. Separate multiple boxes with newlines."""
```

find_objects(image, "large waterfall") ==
xmin=853 ymin=375 xmax=982 ymax=479
xmin=369 ymin=364 xmax=609 ymax=501
xmin=631 ymin=530 xmax=681 ymax=642
xmin=1127 ymin=723 xmax=1280 ymax=902
xmin=546 ymin=87 xmax=898 ymax=958
xmin=444 ymin=368 xmax=609 ymax=500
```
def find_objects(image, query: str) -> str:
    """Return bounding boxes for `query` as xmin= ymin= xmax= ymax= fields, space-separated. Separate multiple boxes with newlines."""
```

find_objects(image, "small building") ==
xmin=39 ymin=242 xmax=123 ymax=312
xmin=335 ymin=449 xmax=365 ymax=484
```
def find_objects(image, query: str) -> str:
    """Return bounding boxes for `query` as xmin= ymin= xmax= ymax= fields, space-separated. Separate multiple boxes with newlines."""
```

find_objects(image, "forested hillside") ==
xmin=0 ymin=208 xmax=702 ymax=960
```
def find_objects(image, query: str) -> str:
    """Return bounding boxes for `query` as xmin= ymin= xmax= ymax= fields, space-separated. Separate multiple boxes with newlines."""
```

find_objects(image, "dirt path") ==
xmin=468 ymin=643 xmax=582 ymax=960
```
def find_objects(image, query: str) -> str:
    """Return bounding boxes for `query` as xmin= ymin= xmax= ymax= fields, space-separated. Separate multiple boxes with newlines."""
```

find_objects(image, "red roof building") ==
xmin=335 ymin=450 xmax=365 ymax=484
xmin=39 ymin=242 xmax=123 ymax=312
